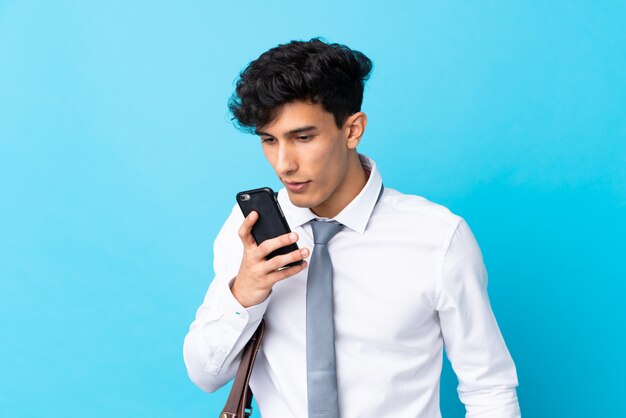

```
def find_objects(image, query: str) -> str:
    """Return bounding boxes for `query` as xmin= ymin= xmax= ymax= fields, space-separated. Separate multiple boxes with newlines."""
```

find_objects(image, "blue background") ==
xmin=1 ymin=1 xmax=625 ymax=417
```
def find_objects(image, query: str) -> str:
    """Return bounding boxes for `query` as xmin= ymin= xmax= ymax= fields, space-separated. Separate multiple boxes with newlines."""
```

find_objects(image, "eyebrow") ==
xmin=255 ymin=125 xmax=318 ymax=137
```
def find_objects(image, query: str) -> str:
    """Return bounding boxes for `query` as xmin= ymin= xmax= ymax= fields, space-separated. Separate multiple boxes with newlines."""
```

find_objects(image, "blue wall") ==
xmin=1 ymin=1 xmax=624 ymax=417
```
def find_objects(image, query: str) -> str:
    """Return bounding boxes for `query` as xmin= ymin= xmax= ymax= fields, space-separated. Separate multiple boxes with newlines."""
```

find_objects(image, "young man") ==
xmin=183 ymin=38 xmax=521 ymax=417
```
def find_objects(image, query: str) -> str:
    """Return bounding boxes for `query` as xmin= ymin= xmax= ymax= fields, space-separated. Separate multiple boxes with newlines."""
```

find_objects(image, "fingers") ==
xmin=266 ymin=247 xmax=310 ymax=272
xmin=238 ymin=211 xmax=259 ymax=249
xmin=268 ymin=259 xmax=309 ymax=283
xmin=238 ymin=212 xmax=302 ymax=259
xmin=257 ymin=231 xmax=299 ymax=259
xmin=232 ymin=219 xmax=310 ymax=307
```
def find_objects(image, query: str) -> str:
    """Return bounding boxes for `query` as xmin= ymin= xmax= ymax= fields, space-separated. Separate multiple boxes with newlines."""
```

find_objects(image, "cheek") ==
xmin=262 ymin=146 xmax=277 ymax=168
xmin=312 ymin=143 xmax=345 ymax=185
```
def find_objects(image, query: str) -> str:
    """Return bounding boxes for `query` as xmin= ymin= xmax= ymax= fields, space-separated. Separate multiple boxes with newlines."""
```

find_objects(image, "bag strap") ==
xmin=220 ymin=319 xmax=265 ymax=418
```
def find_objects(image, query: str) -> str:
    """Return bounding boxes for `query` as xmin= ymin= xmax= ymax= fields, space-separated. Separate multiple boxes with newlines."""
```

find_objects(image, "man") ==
xmin=183 ymin=38 xmax=521 ymax=417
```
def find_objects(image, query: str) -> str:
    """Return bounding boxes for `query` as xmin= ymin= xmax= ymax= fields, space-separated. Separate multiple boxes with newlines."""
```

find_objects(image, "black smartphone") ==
xmin=236 ymin=187 xmax=302 ymax=269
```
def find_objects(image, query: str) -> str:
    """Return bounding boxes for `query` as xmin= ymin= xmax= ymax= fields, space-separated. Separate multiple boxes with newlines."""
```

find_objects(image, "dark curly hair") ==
xmin=228 ymin=37 xmax=373 ymax=133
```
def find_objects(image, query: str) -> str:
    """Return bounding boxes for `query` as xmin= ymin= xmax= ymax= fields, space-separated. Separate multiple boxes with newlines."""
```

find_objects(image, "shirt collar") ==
xmin=277 ymin=153 xmax=384 ymax=234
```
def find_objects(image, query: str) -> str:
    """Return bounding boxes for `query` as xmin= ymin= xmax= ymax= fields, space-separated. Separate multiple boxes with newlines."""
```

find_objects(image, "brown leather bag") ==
xmin=219 ymin=320 xmax=265 ymax=418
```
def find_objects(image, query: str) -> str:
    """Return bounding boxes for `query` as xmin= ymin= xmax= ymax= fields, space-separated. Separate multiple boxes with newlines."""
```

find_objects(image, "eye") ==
xmin=296 ymin=135 xmax=314 ymax=141
xmin=260 ymin=137 xmax=276 ymax=144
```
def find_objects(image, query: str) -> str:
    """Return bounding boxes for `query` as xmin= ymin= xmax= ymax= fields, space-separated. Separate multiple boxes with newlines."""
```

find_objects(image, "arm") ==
xmin=182 ymin=205 xmax=268 ymax=392
xmin=183 ymin=205 xmax=310 ymax=392
xmin=436 ymin=219 xmax=521 ymax=418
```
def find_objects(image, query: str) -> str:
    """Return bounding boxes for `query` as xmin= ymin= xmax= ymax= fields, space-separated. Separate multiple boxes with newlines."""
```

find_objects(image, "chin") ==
xmin=285 ymin=191 xmax=317 ymax=209
xmin=286 ymin=193 xmax=309 ymax=208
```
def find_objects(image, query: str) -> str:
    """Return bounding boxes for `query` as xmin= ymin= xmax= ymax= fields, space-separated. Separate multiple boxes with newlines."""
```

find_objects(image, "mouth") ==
xmin=283 ymin=180 xmax=311 ymax=193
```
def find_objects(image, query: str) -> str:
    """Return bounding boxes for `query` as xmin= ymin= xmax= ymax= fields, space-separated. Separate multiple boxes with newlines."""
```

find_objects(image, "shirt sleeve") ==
xmin=182 ymin=204 xmax=271 ymax=393
xmin=436 ymin=219 xmax=521 ymax=418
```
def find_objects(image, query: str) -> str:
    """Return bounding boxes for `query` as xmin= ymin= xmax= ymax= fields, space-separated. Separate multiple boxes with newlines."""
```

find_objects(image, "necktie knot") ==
xmin=311 ymin=220 xmax=343 ymax=245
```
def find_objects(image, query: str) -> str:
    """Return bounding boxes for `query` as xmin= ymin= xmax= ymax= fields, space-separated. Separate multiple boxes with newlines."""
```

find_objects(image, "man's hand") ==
xmin=231 ymin=211 xmax=310 ymax=307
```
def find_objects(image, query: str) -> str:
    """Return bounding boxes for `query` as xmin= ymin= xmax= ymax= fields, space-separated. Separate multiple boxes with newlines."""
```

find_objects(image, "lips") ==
xmin=284 ymin=180 xmax=311 ymax=192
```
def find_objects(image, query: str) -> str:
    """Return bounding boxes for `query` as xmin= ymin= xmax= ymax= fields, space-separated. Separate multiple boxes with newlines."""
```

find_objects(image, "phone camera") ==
xmin=240 ymin=194 xmax=251 ymax=201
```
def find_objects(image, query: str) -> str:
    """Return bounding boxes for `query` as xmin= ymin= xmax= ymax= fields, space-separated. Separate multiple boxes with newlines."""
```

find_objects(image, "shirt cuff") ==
xmin=203 ymin=277 xmax=272 ymax=375
xmin=222 ymin=276 xmax=272 ymax=324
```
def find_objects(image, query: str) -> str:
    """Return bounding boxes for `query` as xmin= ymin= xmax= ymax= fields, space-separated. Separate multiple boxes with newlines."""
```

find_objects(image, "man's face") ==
xmin=256 ymin=101 xmax=360 ymax=216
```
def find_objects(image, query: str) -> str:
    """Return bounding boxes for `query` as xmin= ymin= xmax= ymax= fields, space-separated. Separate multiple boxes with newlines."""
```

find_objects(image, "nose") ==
xmin=275 ymin=142 xmax=298 ymax=176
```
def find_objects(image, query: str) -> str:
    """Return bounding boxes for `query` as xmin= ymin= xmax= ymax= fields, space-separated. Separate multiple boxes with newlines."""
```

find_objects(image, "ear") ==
xmin=344 ymin=112 xmax=367 ymax=150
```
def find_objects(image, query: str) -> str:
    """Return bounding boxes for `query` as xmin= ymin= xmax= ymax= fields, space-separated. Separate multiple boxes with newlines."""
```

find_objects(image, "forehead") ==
xmin=258 ymin=101 xmax=335 ymax=135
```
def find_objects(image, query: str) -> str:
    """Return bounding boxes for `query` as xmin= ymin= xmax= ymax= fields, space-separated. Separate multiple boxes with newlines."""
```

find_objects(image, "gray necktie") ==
xmin=306 ymin=219 xmax=344 ymax=418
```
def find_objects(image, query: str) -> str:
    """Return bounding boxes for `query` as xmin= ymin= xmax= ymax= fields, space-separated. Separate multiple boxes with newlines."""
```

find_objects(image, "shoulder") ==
xmin=213 ymin=203 xmax=245 ymax=250
xmin=376 ymin=187 xmax=464 ymax=234
xmin=221 ymin=201 xmax=245 ymax=230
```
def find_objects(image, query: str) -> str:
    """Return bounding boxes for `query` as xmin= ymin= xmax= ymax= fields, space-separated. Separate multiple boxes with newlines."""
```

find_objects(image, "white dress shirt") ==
xmin=183 ymin=154 xmax=521 ymax=418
